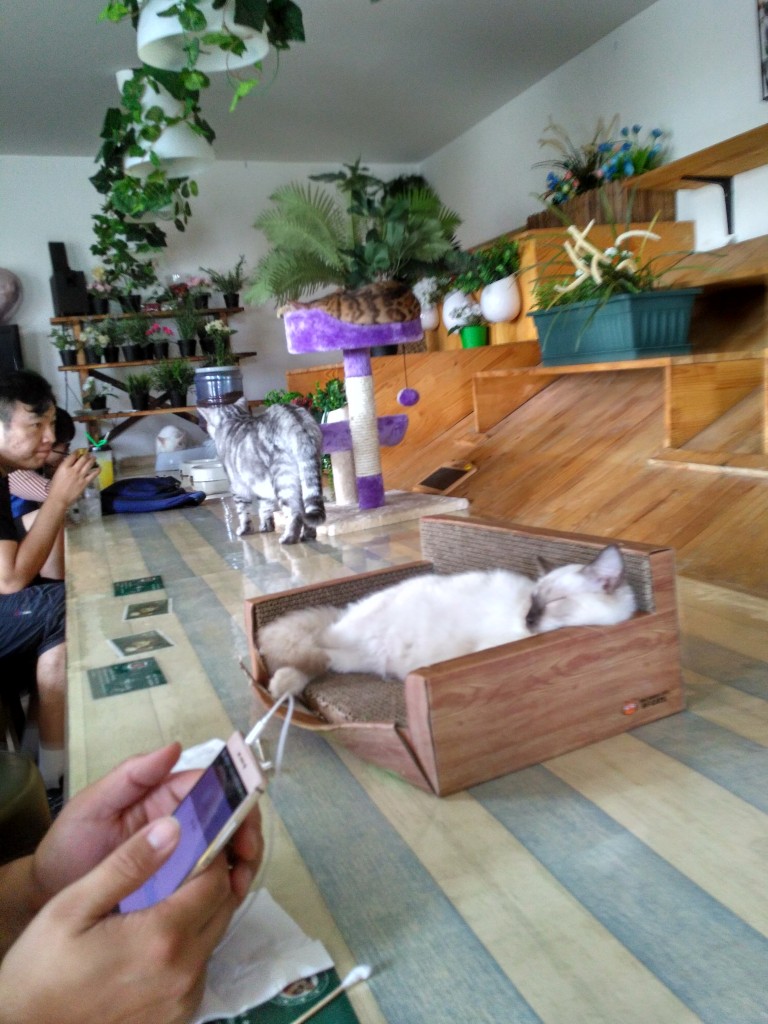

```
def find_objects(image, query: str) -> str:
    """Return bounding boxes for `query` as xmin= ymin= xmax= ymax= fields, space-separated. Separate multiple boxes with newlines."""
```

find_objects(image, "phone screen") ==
xmin=119 ymin=739 xmax=261 ymax=913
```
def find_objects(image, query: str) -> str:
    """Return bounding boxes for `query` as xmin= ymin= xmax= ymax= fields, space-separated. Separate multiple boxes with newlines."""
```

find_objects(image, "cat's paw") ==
xmin=269 ymin=667 xmax=310 ymax=698
xmin=258 ymin=517 xmax=275 ymax=533
xmin=236 ymin=522 xmax=254 ymax=536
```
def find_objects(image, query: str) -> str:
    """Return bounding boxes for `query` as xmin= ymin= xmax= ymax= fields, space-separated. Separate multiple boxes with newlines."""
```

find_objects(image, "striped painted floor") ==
xmin=66 ymin=502 xmax=768 ymax=1023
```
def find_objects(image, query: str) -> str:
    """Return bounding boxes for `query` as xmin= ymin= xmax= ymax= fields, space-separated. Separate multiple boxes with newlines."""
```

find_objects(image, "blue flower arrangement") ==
xmin=536 ymin=118 xmax=669 ymax=207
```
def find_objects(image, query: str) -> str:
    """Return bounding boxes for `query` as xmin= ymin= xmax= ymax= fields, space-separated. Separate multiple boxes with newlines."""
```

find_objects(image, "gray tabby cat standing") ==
xmin=199 ymin=399 xmax=325 ymax=544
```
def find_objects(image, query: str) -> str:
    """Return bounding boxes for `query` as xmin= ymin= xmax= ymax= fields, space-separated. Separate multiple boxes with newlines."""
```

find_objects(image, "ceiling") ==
xmin=1 ymin=0 xmax=660 ymax=164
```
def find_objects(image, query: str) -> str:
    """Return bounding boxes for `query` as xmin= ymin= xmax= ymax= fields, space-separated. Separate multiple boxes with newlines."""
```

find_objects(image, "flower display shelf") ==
xmin=529 ymin=287 xmax=701 ymax=366
xmin=526 ymin=181 xmax=676 ymax=230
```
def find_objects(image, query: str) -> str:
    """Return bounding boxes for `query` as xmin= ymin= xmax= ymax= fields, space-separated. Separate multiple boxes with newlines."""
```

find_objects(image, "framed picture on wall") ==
xmin=759 ymin=1 xmax=768 ymax=99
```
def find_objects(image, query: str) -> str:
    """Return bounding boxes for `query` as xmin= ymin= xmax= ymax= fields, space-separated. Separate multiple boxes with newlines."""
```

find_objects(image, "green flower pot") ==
xmin=460 ymin=325 xmax=489 ymax=348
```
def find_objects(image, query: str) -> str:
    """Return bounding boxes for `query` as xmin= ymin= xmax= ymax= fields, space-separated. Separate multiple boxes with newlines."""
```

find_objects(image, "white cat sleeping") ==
xmin=260 ymin=544 xmax=637 ymax=699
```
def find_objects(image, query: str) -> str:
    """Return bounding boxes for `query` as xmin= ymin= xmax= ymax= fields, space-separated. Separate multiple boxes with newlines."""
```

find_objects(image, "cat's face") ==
xmin=525 ymin=545 xmax=630 ymax=633
xmin=198 ymin=399 xmax=247 ymax=439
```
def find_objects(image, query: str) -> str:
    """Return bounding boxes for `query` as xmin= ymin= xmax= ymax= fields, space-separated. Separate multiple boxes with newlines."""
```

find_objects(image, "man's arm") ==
xmin=0 ymin=453 xmax=97 ymax=593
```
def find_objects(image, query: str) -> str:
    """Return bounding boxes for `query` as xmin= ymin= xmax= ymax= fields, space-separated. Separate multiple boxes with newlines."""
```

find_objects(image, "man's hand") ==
xmin=0 ymin=816 xmax=242 ymax=1024
xmin=46 ymin=449 xmax=99 ymax=508
xmin=31 ymin=744 xmax=263 ymax=906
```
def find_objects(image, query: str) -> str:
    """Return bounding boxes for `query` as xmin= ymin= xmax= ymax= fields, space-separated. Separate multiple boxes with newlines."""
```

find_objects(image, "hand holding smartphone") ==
xmin=120 ymin=732 xmax=265 ymax=913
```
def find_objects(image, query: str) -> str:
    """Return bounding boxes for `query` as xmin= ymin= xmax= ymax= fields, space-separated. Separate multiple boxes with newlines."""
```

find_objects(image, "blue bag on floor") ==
xmin=100 ymin=476 xmax=206 ymax=515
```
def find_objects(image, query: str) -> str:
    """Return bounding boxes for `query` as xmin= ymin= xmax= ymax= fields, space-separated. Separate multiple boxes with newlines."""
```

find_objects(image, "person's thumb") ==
xmin=54 ymin=817 xmax=181 ymax=927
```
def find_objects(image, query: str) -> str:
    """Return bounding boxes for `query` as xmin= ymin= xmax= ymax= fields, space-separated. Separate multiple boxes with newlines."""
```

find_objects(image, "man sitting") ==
xmin=0 ymin=372 xmax=97 ymax=798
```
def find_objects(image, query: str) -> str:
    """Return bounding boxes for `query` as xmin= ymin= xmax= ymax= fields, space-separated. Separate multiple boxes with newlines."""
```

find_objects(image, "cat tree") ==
xmin=282 ymin=305 xmax=422 ymax=509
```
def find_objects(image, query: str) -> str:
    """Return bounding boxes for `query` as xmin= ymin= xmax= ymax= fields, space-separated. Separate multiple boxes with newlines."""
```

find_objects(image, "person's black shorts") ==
xmin=0 ymin=582 xmax=65 ymax=662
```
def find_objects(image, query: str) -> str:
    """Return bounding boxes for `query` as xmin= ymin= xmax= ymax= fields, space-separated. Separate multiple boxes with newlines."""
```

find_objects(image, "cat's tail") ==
xmin=258 ymin=605 xmax=340 ymax=698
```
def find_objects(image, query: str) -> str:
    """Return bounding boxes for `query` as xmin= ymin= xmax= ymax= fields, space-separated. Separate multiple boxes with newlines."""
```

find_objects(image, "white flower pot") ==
xmin=137 ymin=0 xmax=269 ymax=73
xmin=420 ymin=305 xmax=440 ymax=331
xmin=480 ymin=274 xmax=521 ymax=323
xmin=442 ymin=290 xmax=471 ymax=331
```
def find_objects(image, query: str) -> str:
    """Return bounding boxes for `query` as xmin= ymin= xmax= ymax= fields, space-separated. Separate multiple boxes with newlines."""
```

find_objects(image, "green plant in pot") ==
xmin=150 ymin=358 xmax=196 ymax=408
xmin=50 ymin=327 xmax=78 ymax=365
xmin=447 ymin=302 xmax=489 ymax=349
xmin=452 ymin=239 xmax=522 ymax=323
xmin=199 ymin=256 xmax=248 ymax=308
xmin=119 ymin=315 xmax=153 ymax=361
xmin=174 ymin=301 xmax=202 ymax=356
xmin=529 ymin=218 xmax=700 ymax=365
xmin=125 ymin=371 xmax=154 ymax=411
xmin=247 ymin=163 xmax=462 ymax=307
xmin=101 ymin=318 xmax=123 ymax=362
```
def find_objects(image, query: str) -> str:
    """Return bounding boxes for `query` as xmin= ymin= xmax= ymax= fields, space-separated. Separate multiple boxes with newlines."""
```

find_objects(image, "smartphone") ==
xmin=119 ymin=732 xmax=265 ymax=913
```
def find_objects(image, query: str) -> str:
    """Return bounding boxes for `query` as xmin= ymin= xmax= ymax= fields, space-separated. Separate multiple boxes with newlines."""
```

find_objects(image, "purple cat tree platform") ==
xmin=283 ymin=305 xmax=424 ymax=509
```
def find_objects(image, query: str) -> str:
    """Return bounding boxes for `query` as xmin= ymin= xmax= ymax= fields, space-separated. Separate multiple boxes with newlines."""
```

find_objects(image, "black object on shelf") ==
xmin=48 ymin=242 xmax=88 ymax=317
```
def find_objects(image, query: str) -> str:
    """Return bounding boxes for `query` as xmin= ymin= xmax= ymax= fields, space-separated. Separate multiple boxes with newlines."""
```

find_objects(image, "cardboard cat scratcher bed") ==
xmin=245 ymin=515 xmax=684 ymax=796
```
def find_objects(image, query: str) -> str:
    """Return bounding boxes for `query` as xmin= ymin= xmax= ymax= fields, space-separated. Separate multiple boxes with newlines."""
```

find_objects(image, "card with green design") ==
xmin=209 ymin=969 xmax=360 ymax=1024
xmin=88 ymin=658 xmax=168 ymax=699
xmin=113 ymin=575 xmax=164 ymax=596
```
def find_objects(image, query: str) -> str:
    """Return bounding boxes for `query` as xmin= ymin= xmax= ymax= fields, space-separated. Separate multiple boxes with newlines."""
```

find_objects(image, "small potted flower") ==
xmin=199 ymin=256 xmax=248 ymax=308
xmin=49 ymin=327 xmax=78 ymax=366
xmin=146 ymin=322 xmax=174 ymax=359
xmin=81 ymin=377 xmax=116 ymax=413
xmin=81 ymin=324 xmax=110 ymax=364
xmin=87 ymin=267 xmax=114 ymax=315
xmin=125 ymin=372 xmax=153 ymax=412
xmin=529 ymin=219 xmax=700 ymax=364
xmin=186 ymin=275 xmax=211 ymax=310
xmin=202 ymin=318 xmax=236 ymax=358
xmin=446 ymin=302 xmax=489 ymax=348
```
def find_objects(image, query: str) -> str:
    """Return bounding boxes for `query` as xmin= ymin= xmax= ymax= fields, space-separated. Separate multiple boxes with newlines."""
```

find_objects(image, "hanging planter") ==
xmin=137 ymin=0 xmax=269 ymax=73
xmin=441 ymin=290 xmax=472 ymax=332
xmin=480 ymin=274 xmax=521 ymax=323
xmin=117 ymin=70 xmax=215 ymax=182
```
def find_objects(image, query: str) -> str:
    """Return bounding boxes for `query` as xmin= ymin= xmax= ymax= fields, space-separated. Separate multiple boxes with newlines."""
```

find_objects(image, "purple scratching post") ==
xmin=283 ymin=307 xmax=422 ymax=510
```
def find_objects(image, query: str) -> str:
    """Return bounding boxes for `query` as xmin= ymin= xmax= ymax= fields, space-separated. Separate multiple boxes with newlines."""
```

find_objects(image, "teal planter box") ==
xmin=529 ymin=288 xmax=701 ymax=366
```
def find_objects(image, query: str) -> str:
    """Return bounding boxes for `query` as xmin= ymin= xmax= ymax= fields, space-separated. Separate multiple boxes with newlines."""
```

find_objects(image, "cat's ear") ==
xmin=235 ymin=396 xmax=249 ymax=412
xmin=582 ymin=545 xmax=625 ymax=593
xmin=535 ymin=555 xmax=559 ymax=577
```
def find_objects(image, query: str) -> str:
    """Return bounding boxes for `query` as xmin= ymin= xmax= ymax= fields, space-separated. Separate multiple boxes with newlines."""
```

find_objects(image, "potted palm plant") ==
xmin=247 ymin=163 xmax=462 ymax=310
xmin=151 ymin=359 xmax=196 ymax=408
xmin=199 ymin=257 xmax=248 ymax=309
xmin=529 ymin=219 xmax=700 ymax=365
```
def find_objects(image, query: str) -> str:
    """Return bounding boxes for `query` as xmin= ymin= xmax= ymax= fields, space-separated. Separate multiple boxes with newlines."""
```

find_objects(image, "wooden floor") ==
xmin=375 ymin=367 xmax=768 ymax=598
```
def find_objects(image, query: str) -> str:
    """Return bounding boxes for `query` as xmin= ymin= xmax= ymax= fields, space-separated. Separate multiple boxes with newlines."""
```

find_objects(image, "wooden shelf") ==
xmin=631 ymin=123 xmax=768 ymax=192
xmin=51 ymin=306 xmax=244 ymax=325
xmin=58 ymin=356 xmax=206 ymax=371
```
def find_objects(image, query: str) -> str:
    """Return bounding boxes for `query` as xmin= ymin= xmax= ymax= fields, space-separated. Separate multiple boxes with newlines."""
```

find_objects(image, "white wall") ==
xmin=422 ymin=0 xmax=768 ymax=251
xmin=1 ymin=0 xmax=765 ymax=458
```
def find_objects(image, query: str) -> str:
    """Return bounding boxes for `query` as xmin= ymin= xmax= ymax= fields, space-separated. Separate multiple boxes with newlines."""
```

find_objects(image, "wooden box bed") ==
xmin=244 ymin=515 xmax=684 ymax=796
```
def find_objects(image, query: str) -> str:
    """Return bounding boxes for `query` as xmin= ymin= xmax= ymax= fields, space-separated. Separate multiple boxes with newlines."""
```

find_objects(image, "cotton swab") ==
xmin=289 ymin=964 xmax=373 ymax=1024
